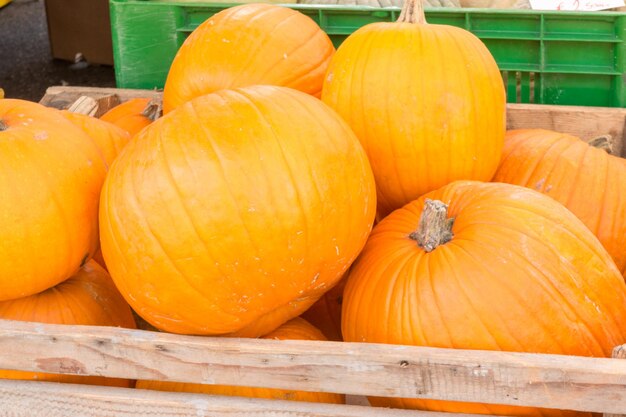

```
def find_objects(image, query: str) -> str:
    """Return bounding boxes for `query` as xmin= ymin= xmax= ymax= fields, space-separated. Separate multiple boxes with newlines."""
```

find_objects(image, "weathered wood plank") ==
xmin=0 ymin=379 xmax=462 ymax=417
xmin=507 ymin=103 xmax=626 ymax=156
xmin=604 ymin=344 xmax=626 ymax=417
xmin=0 ymin=319 xmax=625 ymax=413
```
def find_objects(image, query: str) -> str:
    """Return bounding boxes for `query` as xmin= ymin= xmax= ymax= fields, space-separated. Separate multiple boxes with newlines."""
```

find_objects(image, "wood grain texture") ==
xmin=0 ymin=319 xmax=625 ymax=413
xmin=0 ymin=379 xmax=465 ymax=417
xmin=604 ymin=344 xmax=626 ymax=417
xmin=507 ymin=103 xmax=626 ymax=156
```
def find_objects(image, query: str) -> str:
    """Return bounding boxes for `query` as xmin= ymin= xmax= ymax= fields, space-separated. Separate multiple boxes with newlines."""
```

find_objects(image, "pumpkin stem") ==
xmin=588 ymin=135 xmax=615 ymax=155
xmin=409 ymin=199 xmax=454 ymax=252
xmin=397 ymin=0 xmax=427 ymax=24
xmin=0 ymin=120 xmax=7 ymax=131
xmin=142 ymin=99 xmax=162 ymax=122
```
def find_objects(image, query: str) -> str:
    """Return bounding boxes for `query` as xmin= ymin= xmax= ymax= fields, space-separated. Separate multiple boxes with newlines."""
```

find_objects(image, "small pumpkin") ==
xmin=301 ymin=273 xmax=347 ymax=341
xmin=342 ymin=181 xmax=626 ymax=416
xmin=0 ymin=260 xmax=136 ymax=387
xmin=100 ymin=85 xmax=376 ymax=337
xmin=322 ymin=0 xmax=505 ymax=218
xmin=162 ymin=3 xmax=335 ymax=113
xmin=493 ymin=129 xmax=626 ymax=277
xmin=0 ymin=99 xmax=107 ymax=300
xmin=61 ymin=110 xmax=131 ymax=168
xmin=100 ymin=98 xmax=159 ymax=137
xmin=137 ymin=317 xmax=344 ymax=404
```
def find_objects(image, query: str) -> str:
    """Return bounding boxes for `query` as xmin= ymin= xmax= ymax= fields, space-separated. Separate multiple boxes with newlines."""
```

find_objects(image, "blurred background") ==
xmin=0 ymin=0 xmax=115 ymax=101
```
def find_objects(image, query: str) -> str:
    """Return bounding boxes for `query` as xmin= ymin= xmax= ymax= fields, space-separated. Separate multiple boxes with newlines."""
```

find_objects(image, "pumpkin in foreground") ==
xmin=100 ymin=98 xmax=159 ymax=137
xmin=61 ymin=110 xmax=131 ymax=167
xmin=0 ymin=260 xmax=136 ymax=387
xmin=493 ymin=128 xmax=626 ymax=277
xmin=137 ymin=317 xmax=344 ymax=403
xmin=162 ymin=3 xmax=335 ymax=113
xmin=342 ymin=181 xmax=626 ymax=416
xmin=322 ymin=0 xmax=505 ymax=218
xmin=100 ymin=85 xmax=377 ymax=337
xmin=0 ymin=99 xmax=107 ymax=300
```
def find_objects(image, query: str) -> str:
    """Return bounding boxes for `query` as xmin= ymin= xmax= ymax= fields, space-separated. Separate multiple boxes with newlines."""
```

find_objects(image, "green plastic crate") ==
xmin=110 ymin=0 xmax=626 ymax=107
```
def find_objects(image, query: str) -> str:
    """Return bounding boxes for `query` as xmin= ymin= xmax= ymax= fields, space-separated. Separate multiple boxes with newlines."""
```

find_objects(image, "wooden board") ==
xmin=39 ymin=87 xmax=626 ymax=157
xmin=0 ymin=379 xmax=464 ymax=417
xmin=0 ymin=319 xmax=625 ymax=413
xmin=507 ymin=103 xmax=626 ymax=156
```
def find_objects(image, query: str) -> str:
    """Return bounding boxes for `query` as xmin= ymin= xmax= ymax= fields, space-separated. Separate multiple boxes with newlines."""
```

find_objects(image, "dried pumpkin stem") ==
xmin=142 ymin=99 xmax=162 ymax=122
xmin=409 ymin=199 xmax=454 ymax=252
xmin=397 ymin=0 xmax=426 ymax=24
xmin=0 ymin=120 xmax=7 ymax=131
xmin=588 ymin=135 xmax=615 ymax=155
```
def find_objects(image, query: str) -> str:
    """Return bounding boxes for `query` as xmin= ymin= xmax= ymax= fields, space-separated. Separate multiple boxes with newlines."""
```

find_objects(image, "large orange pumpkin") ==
xmin=342 ymin=181 xmax=626 ymax=416
xmin=0 ymin=260 xmax=136 ymax=387
xmin=162 ymin=3 xmax=335 ymax=113
xmin=61 ymin=110 xmax=131 ymax=167
xmin=322 ymin=0 xmax=505 ymax=218
xmin=137 ymin=317 xmax=344 ymax=404
xmin=493 ymin=129 xmax=626 ymax=277
xmin=100 ymin=85 xmax=376 ymax=337
xmin=0 ymin=99 xmax=107 ymax=300
xmin=100 ymin=98 xmax=159 ymax=137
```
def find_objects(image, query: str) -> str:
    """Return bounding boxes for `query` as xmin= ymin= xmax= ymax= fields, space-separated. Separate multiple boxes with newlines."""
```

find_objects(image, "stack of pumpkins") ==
xmin=1 ymin=0 xmax=626 ymax=414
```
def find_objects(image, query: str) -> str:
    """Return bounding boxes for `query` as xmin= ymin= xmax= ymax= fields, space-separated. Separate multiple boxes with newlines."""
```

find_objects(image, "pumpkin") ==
xmin=162 ymin=3 xmax=335 ymax=113
xmin=321 ymin=0 xmax=505 ymax=218
xmin=100 ymin=98 xmax=159 ymax=137
xmin=301 ymin=273 xmax=347 ymax=341
xmin=0 ymin=260 xmax=136 ymax=387
xmin=0 ymin=99 xmax=107 ymax=301
xmin=92 ymin=248 xmax=107 ymax=271
xmin=100 ymin=85 xmax=377 ymax=337
xmin=341 ymin=181 xmax=626 ymax=416
xmin=493 ymin=129 xmax=626 ymax=277
xmin=137 ymin=317 xmax=344 ymax=404
xmin=61 ymin=110 xmax=131 ymax=168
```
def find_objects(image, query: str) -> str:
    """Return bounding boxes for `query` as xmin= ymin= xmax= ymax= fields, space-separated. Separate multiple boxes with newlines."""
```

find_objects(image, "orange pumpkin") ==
xmin=100 ymin=85 xmax=376 ymax=337
xmin=0 ymin=260 xmax=136 ymax=387
xmin=137 ymin=317 xmax=344 ymax=404
xmin=162 ymin=3 xmax=335 ymax=113
xmin=342 ymin=181 xmax=626 ymax=416
xmin=322 ymin=0 xmax=505 ymax=218
xmin=0 ymin=99 xmax=107 ymax=300
xmin=61 ymin=110 xmax=131 ymax=167
xmin=92 ymin=248 xmax=107 ymax=271
xmin=301 ymin=273 xmax=347 ymax=341
xmin=100 ymin=98 xmax=159 ymax=137
xmin=493 ymin=129 xmax=626 ymax=277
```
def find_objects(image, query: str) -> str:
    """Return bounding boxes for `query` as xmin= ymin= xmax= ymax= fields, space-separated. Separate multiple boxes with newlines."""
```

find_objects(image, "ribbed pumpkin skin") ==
xmin=162 ymin=3 xmax=335 ymax=113
xmin=322 ymin=23 xmax=505 ymax=218
xmin=493 ymin=129 xmax=626 ymax=277
xmin=0 ymin=99 xmax=107 ymax=300
xmin=342 ymin=181 xmax=626 ymax=416
xmin=100 ymin=98 xmax=153 ymax=137
xmin=61 ymin=111 xmax=131 ymax=168
xmin=301 ymin=273 xmax=347 ymax=341
xmin=0 ymin=260 xmax=136 ymax=387
xmin=100 ymin=85 xmax=377 ymax=337
xmin=137 ymin=318 xmax=344 ymax=403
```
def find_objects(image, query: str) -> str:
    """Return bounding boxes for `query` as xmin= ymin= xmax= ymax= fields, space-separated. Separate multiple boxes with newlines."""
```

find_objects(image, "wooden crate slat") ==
xmin=604 ymin=345 xmax=626 ymax=417
xmin=0 ymin=320 xmax=625 ymax=413
xmin=506 ymin=103 xmax=626 ymax=156
xmin=0 ymin=379 xmax=476 ymax=417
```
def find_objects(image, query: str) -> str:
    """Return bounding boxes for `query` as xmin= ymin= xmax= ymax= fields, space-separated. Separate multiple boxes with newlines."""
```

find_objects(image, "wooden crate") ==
xmin=0 ymin=86 xmax=623 ymax=416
